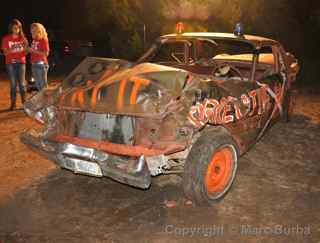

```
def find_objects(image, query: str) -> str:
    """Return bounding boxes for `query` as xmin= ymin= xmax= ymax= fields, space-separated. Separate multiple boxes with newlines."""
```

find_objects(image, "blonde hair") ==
xmin=31 ymin=23 xmax=48 ymax=40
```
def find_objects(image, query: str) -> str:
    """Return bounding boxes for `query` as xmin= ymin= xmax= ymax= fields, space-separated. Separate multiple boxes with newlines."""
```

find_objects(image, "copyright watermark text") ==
xmin=164 ymin=224 xmax=311 ymax=237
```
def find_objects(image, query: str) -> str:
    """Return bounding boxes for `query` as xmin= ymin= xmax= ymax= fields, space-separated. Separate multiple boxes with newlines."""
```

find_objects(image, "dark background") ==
xmin=0 ymin=0 xmax=319 ymax=86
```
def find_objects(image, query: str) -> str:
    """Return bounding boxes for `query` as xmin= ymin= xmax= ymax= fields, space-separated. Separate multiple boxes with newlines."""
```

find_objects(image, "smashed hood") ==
xmin=58 ymin=57 xmax=189 ymax=116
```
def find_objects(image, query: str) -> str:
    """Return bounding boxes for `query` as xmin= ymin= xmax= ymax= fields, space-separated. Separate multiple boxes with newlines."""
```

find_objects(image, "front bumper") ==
xmin=20 ymin=132 xmax=151 ymax=189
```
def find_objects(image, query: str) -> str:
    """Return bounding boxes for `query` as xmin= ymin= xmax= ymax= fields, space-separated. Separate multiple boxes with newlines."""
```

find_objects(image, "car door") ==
xmin=252 ymin=44 xmax=286 ymax=138
xmin=224 ymin=44 xmax=281 ymax=149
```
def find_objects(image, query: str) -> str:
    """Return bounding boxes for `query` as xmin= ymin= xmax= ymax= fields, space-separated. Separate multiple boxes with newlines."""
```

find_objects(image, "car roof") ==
xmin=161 ymin=32 xmax=278 ymax=47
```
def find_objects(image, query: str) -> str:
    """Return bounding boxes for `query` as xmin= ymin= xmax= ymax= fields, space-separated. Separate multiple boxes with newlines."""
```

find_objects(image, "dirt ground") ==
xmin=0 ymin=72 xmax=319 ymax=243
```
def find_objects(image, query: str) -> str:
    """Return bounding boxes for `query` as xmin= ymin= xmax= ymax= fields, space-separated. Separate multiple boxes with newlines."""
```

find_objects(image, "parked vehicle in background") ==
xmin=21 ymin=24 xmax=299 ymax=205
xmin=48 ymin=40 xmax=73 ymax=69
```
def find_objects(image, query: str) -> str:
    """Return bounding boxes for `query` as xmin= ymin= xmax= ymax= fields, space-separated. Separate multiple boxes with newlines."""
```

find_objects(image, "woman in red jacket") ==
xmin=29 ymin=23 xmax=50 ymax=91
xmin=1 ymin=19 xmax=28 ymax=110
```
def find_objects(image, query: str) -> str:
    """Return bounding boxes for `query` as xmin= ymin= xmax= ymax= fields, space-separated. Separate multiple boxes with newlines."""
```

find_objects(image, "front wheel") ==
xmin=183 ymin=128 xmax=238 ymax=206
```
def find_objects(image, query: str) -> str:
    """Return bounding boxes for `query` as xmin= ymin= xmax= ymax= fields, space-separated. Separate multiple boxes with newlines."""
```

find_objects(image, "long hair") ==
xmin=8 ymin=19 xmax=26 ymax=39
xmin=31 ymin=23 xmax=48 ymax=40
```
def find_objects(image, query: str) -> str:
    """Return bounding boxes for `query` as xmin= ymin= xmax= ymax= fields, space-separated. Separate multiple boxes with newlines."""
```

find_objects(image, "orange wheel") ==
xmin=205 ymin=147 xmax=233 ymax=194
xmin=183 ymin=129 xmax=238 ymax=205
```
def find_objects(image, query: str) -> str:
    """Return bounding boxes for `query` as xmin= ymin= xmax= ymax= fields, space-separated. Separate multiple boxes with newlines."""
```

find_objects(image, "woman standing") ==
xmin=29 ymin=23 xmax=50 ymax=91
xmin=1 ymin=19 xmax=28 ymax=110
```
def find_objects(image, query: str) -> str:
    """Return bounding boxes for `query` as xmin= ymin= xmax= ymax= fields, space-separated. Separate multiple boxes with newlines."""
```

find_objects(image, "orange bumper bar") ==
xmin=50 ymin=135 xmax=184 ymax=157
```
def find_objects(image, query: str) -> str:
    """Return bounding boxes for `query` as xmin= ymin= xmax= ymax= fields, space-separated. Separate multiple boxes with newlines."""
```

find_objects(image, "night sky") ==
xmin=0 ymin=1 xmax=61 ymax=38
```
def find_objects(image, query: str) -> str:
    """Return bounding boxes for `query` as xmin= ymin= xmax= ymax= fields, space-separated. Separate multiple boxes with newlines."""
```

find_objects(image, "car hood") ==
xmin=58 ymin=58 xmax=189 ymax=117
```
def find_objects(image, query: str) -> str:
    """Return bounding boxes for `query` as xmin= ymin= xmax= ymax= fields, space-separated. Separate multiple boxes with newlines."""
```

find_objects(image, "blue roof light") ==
xmin=234 ymin=23 xmax=244 ymax=37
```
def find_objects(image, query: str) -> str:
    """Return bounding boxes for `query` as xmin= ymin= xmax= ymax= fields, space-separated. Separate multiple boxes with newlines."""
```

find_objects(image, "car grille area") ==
xmin=63 ymin=111 xmax=135 ymax=145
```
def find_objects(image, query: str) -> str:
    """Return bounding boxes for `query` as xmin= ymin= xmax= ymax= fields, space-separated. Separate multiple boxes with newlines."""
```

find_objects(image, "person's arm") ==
xmin=1 ymin=37 xmax=11 ymax=55
xmin=2 ymin=48 xmax=10 ymax=55
xmin=22 ymin=38 xmax=29 ymax=53
xmin=45 ymin=39 xmax=50 ymax=56
xmin=29 ymin=48 xmax=47 ymax=56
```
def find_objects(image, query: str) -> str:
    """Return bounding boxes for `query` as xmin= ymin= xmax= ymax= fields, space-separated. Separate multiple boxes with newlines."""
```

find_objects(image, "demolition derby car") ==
xmin=21 ymin=26 xmax=299 ymax=205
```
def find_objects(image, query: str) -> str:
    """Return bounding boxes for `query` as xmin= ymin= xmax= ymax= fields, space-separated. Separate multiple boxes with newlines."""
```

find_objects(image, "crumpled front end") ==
xmin=21 ymin=57 xmax=195 ymax=189
xmin=21 ymin=104 xmax=191 ymax=189
xmin=21 ymin=130 xmax=152 ymax=189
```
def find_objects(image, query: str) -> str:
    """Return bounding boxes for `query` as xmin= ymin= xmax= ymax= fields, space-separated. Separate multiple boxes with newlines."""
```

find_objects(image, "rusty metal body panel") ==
xmin=21 ymin=32 xmax=299 ymax=189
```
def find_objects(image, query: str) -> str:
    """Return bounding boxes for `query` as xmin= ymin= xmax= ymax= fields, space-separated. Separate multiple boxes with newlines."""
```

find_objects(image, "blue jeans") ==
xmin=32 ymin=63 xmax=49 ymax=91
xmin=6 ymin=63 xmax=26 ymax=104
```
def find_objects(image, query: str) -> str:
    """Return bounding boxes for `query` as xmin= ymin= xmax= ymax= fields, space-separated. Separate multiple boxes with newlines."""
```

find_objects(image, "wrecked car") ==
xmin=21 ymin=28 xmax=299 ymax=205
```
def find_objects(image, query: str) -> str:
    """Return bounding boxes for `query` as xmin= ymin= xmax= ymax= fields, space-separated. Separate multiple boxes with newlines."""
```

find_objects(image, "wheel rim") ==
xmin=205 ymin=146 xmax=233 ymax=194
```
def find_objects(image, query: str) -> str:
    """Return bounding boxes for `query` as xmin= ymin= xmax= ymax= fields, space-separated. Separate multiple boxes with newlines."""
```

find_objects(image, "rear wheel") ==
xmin=183 ymin=128 xmax=238 ymax=206
xmin=282 ymin=89 xmax=295 ymax=122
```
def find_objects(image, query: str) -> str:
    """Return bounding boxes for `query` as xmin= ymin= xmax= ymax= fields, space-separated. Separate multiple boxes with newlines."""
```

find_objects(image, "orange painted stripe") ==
xmin=78 ymin=90 xmax=85 ymax=107
xmin=69 ymin=88 xmax=86 ymax=107
xmin=130 ymin=77 xmax=150 ymax=105
xmin=131 ymin=76 xmax=150 ymax=85
xmin=51 ymin=134 xmax=185 ymax=157
xmin=71 ymin=89 xmax=79 ymax=107
xmin=130 ymin=80 xmax=141 ymax=105
xmin=91 ymin=70 xmax=116 ymax=107
xmin=117 ymin=79 xmax=127 ymax=109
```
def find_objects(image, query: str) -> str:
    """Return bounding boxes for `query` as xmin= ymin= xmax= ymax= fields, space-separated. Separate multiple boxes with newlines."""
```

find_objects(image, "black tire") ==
xmin=183 ymin=127 xmax=238 ymax=206
xmin=281 ymin=89 xmax=295 ymax=122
